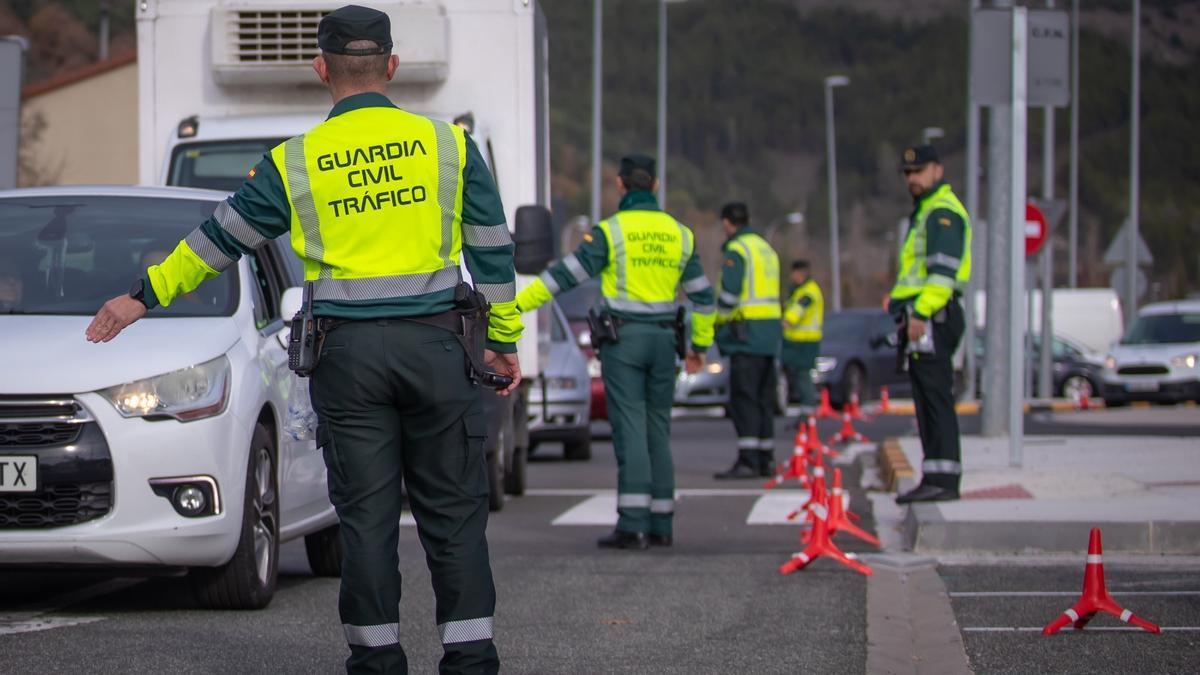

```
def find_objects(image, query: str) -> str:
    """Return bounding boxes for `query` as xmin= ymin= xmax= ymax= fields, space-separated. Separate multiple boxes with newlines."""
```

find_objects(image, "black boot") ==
xmin=713 ymin=450 xmax=760 ymax=480
xmin=597 ymin=529 xmax=649 ymax=550
xmin=758 ymin=450 xmax=776 ymax=477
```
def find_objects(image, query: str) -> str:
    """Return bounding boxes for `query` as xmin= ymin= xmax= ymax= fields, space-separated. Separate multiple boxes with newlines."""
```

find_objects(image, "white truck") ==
xmin=136 ymin=0 xmax=554 ymax=510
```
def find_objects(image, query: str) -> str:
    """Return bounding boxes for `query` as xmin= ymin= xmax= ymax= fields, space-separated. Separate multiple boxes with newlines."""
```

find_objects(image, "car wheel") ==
xmin=841 ymin=363 xmax=866 ymax=408
xmin=191 ymin=423 xmax=279 ymax=609
xmin=304 ymin=524 xmax=342 ymax=577
xmin=504 ymin=419 xmax=527 ymax=497
xmin=1060 ymin=375 xmax=1094 ymax=402
xmin=563 ymin=427 xmax=592 ymax=461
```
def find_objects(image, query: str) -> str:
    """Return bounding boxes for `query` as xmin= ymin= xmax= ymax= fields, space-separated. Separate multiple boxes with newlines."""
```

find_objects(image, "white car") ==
xmin=0 ymin=186 xmax=338 ymax=608
xmin=1101 ymin=299 xmax=1200 ymax=406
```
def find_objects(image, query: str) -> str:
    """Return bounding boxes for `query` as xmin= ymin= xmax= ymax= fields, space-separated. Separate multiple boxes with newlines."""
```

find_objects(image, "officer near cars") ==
xmin=86 ymin=6 xmax=519 ymax=673
xmin=781 ymin=260 xmax=824 ymax=411
xmin=890 ymin=144 xmax=970 ymax=504
xmin=516 ymin=154 xmax=715 ymax=550
xmin=712 ymin=202 xmax=783 ymax=480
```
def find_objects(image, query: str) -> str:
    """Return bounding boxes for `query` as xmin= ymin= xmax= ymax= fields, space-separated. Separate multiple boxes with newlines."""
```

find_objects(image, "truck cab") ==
xmin=138 ymin=0 xmax=554 ymax=509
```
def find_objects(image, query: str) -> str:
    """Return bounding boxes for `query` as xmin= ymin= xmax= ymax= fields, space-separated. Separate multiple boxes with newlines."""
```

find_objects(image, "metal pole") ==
xmin=1126 ymin=0 xmax=1140 ymax=324
xmin=1008 ymin=6 xmax=1029 ymax=466
xmin=964 ymin=0 xmax=982 ymax=400
xmin=99 ymin=0 xmax=111 ymax=61
xmin=824 ymin=80 xmax=842 ymax=311
xmin=1068 ymin=0 xmax=1080 ymax=287
xmin=657 ymin=0 xmax=668 ymax=209
xmin=1038 ymin=103 xmax=1055 ymax=400
xmin=590 ymin=0 xmax=603 ymax=224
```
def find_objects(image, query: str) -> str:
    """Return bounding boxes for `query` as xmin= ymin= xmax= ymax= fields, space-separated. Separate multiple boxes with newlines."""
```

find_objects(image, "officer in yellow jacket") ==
xmin=890 ymin=144 xmax=971 ymax=504
xmin=781 ymin=260 xmax=824 ymax=411
xmin=86 ymin=7 xmax=516 ymax=673
xmin=712 ymin=203 xmax=783 ymax=479
xmin=516 ymin=154 xmax=715 ymax=550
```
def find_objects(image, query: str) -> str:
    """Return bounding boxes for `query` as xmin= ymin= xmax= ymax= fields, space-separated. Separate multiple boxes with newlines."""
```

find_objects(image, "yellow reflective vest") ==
xmin=890 ymin=182 xmax=972 ymax=319
xmin=783 ymin=279 xmax=823 ymax=342
xmin=719 ymin=231 xmax=781 ymax=322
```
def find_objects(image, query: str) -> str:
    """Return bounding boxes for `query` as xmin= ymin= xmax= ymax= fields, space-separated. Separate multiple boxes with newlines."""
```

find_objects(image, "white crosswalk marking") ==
xmin=0 ymin=616 xmax=106 ymax=636
xmin=746 ymin=493 xmax=809 ymax=525
xmin=551 ymin=494 xmax=618 ymax=526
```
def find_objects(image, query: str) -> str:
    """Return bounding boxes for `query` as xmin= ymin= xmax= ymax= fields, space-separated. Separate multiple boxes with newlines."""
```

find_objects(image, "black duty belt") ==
xmin=610 ymin=315 xmax=676 ymax=330
xmin=317 ymin=309 xmax=463 ymax=336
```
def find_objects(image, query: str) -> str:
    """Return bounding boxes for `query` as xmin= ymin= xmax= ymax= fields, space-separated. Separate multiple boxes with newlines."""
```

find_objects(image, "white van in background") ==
xmin=973 ymin=287 xmax=1124 ymax=357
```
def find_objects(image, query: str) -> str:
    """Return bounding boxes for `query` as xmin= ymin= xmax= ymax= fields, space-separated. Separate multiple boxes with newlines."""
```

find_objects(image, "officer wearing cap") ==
xmin=781 ymin=259 xmax=823 ymax=411
xmin=516 ymin=154 xmax=715 ymax=550
xmin=890 ymin=144 xmax=971 ymax=504
xmin=87 ymin=5 xmax=517 ymax=672
xmin=712 ymin=202 xmax=783 ymax=480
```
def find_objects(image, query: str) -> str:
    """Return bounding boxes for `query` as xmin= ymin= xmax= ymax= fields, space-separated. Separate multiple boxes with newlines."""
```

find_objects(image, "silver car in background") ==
xmin=527 ymin=301 xmax=592 ymax=459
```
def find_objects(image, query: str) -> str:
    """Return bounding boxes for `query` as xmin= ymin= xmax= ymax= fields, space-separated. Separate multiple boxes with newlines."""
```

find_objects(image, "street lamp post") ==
xmin=763 ymin=212 xmax=804 ymax=255
xmin=590 ymin=0 xmax=603 ymax=225
xmin=824 ymin=74 xmax=850 ymax=311
xmin=922 ymin=126 xmax=945 ymax=146
xmin=656 ymin=0 xmax=689 ymax=210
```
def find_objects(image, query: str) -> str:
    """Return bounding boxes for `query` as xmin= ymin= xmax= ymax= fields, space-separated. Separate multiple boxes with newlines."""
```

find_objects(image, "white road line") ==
xmin=746 ymin=493 xmax=809 ymax=525
xmin=0 ymin=617 xmax=106 ymax=636
xmin=951 ymin=591 xmax=1200 ymax=597
xmin=0 ymin=578 xmax=137 ymax=637
xmin=964 ymin=626 xmax=1200 ymax=632
xmin=551 ymin=494 xmax=618 ymax=526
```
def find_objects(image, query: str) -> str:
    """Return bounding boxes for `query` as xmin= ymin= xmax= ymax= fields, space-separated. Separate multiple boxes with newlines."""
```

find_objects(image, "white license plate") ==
xmin=1126 ymin=381 xmax=1160 ymax=393
xmin=0 ymin=455 xmax=37 ymax=493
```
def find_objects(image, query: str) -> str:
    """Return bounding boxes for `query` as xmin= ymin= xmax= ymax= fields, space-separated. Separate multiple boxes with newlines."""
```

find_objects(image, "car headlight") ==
xmin=99 ymin=355 xmax=231 ymax=421
xmin=815 ymin=356 xmax=838 ymax=373
xmin=1105 ymin=356 xmax=1117 ymax=370
xmin=705 ymin=362 xmax=724 ymax=374
xmin=587 ymin=357 xmax=602 ymax=379
xmin=545 ymin=376 xmax=579 ymax=390
xmin=1170 ymin=353 xmax=1199 ymax=369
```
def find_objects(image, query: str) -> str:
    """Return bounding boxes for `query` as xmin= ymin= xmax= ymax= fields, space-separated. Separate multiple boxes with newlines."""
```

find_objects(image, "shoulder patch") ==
xmin=938 ymin=217 xmax=951 ymax=226
xmin=247 ymin=167 xmax=257 ymax=179
xmin=583 ymin=233 xmax=594 ymax=243
xmin=725 ymin=259 xmax=735 ymax=267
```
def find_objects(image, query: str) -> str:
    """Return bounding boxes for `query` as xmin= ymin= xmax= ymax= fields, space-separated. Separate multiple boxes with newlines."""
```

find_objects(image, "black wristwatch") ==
xmin=129 ymin=278 xmax=149 ymax=308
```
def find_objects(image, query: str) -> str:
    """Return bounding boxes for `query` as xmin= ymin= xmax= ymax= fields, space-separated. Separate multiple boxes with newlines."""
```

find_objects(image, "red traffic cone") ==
xmin=786 ymin=450 xmax=826 ymax=522
xmin=815 ymin=387 xmax=838 ymax=419
xmin=879 ymin=386 xmax=891 ymax=414
xmin=827 ymin=469 xmax=880 ymax=547
xmin=765 ymin=424 xmax=810 ymax=489
xmin=848 ymin=392 xmax=866 ymax=421
xmin=779 ymin=481 xmax=873 ymax=577
xmin=830 ymin=409 xmax=868 ymax=445
xmin=1042 ymin=528 xmax=1161 ymax=635
xmin=804 ymin=417 xmax=839 ymax=460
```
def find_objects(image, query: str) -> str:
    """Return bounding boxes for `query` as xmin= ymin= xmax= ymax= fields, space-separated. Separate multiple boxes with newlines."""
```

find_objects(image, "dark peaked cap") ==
xmin=318 ymin=5 xmax=393 ymax=55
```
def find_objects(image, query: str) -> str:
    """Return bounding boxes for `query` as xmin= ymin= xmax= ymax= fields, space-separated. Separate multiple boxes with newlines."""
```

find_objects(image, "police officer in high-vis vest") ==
xmin=890 ymin=145 xmax=970 ymax=504
xmin=781 ymin=260 xmax=824 ymax=411
xmin=712 ymin=203 xmax=783 ymax=480
xmin=86 ymin=7 xmax=518 ymax=673
xmin=516 ymin=154 xmax=715 ymax=550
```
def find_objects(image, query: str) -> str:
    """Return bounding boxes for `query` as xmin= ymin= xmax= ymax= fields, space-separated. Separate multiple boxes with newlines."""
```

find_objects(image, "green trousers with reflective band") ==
xmin=781 ymin=341 xmax=820 ymax=406
xmin=310 ymin=319 xmax=499 ymax=675
xmin=599 ymin=321 xmax=678 ymax=537
xmin=909 ymin=299 xmax=965 ymax=491
xmin=729 ymin=353 xmax=777 ymax=456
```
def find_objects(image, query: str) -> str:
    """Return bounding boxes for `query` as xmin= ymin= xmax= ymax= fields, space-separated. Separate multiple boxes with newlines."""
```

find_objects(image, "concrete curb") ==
xmin=902 ymin=505 xmax=1200 ymax=555
xmin=876 ymin=438 xmax=915 ymax=492
xmin=876 ymin=398 xmax=1122 ymax=416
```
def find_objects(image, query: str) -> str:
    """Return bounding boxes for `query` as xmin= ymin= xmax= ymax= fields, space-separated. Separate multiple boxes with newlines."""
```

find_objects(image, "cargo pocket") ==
xmin=461 ymin=409 xmax=489 ymax=499
xmin=317 ymin=423 xmax=348 ymax=507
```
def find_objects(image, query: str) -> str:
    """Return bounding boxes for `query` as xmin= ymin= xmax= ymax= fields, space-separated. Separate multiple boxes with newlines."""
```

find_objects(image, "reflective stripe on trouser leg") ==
xmin=439 ymin=617 xmax=494 ymax=644
xmin=344 ymin=623 xmax=400 ymax=648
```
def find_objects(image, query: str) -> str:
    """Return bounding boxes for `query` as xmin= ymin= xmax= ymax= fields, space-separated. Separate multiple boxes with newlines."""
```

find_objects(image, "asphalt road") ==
xmin=1 ymin=405 xmax=1194 ymax=673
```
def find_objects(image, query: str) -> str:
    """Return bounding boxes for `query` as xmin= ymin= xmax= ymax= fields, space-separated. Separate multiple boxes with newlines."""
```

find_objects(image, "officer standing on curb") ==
xmin=890 ymin=144 xmax=970 ymax=504
xmin=781 ymin=260 xmax=824 ymax=413
xmin=516 ymin=154 xmax=715 ymax=550
xmin=712 ymin=203 xmax=783 ymax=479
xmin=86 ymin=6 xmax=519 ymax=672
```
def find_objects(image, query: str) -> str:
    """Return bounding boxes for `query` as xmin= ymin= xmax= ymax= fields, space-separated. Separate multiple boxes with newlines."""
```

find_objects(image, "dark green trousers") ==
xmin=909 ymin=300 xmax=965 ymax=492
xmin=729 ymin=353 xmax=777 ymax=461
xmin=599 ymin=321 xmax=678 ymax=537
xmin=311 ymin=319 xmax=498 ymax=675
xmin=781 ymin=341 xmax=820 ymax=406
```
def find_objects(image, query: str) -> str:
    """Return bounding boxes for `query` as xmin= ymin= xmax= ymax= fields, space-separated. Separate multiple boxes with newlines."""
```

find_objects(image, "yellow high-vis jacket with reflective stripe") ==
xmin=141 ymin=92 xmax=522 ymax=352
xmin=514 ymin=190 xmax=715 ymax=352
xmin=890 ymin=181 xmax=972 ymax=321
xmin=783 ymin=279 xmax=824 ymax=343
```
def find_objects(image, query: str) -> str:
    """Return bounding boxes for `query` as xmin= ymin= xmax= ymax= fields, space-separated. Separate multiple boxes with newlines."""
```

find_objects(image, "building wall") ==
xmin=20 ymin=55 xmax=138 ymax=186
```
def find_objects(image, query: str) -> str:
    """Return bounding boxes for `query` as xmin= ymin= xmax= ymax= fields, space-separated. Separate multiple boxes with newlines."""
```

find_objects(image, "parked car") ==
xmin=0 ymin=186 xmax=339 ymax=609
xmin=813 ymin=309 xmax=911 ymax=407
xmin=556 ymin=279 xmax=607 ymax=421
xmin=971 ymin=333 xmax=1106 ymax=400
xmin=1101 ymin=300 xmax=1200 ymax=406
xmin=528 ymin=301 xmax=592 ymax=460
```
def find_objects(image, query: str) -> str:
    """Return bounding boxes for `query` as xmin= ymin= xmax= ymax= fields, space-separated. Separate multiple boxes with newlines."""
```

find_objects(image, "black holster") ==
xmin=287 ymin=282 xmax=319 ymax=377
xmin=404 ymin=283 xmax=489 ymax=385
xmin=586 ymin=307 xmax=620 ymax=348
xmin=672 ymin=306 xmax=688 ymax=360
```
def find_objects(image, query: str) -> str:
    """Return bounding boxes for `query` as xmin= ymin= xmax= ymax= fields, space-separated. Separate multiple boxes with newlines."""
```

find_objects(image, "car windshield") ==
xmin=556 ymin=280 xmax=603 ymax=321
xmin=0 ymin=195 xmax=236 ymax=317
xmin=1121 ymin=312 xmax=1200 ymax=345
xmin=169 ymin=140 xmax=285 ymax=192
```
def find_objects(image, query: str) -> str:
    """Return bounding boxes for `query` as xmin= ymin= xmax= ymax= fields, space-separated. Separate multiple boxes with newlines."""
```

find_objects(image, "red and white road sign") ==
xmin=1025 ymin=203 xmax=1047 ymax=258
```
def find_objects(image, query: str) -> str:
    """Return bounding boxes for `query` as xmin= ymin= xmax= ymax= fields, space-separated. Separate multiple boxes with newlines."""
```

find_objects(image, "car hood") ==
xmin=1108 ymin=342 xmax=1199 ymax=363
xmin=0 ymin=316 xmax=240 ymax=394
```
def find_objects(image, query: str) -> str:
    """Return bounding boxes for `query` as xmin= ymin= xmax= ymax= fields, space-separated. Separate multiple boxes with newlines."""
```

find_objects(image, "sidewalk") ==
xmin=873 ymin=412 xmax=1200 ymax=554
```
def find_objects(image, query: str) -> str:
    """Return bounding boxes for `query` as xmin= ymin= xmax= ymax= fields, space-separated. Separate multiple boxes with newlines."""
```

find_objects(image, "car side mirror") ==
xmin=513 ymin=204 xmax=555 ymax=275
xmin=280 ymin=286 xmax=303 ymax=323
